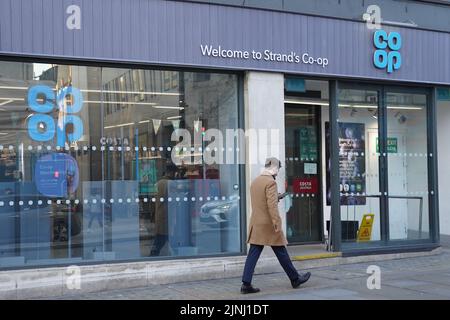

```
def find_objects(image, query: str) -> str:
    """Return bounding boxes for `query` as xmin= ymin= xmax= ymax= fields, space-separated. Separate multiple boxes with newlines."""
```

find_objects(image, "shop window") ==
xmin=0 ymin=61 xmax=242 ymax=268
xmin=335 ymin=84 xmax=432 ymax=250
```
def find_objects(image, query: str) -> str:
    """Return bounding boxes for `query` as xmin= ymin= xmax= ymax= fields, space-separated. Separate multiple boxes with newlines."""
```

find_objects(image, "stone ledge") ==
xmin=0 ymin=247 xmax=442 ymax=299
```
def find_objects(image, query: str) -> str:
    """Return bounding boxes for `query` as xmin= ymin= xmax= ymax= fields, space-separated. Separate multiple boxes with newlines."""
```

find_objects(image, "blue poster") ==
xmin=34 ymin=153 xmax=79 ymax=197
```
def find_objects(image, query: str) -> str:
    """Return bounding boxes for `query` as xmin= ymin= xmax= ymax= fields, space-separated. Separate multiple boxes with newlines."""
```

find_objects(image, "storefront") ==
xmin=0 ymin=0 xmax=447 ymax=270
xmin=283 ymin=78 xmax=439 ymax=255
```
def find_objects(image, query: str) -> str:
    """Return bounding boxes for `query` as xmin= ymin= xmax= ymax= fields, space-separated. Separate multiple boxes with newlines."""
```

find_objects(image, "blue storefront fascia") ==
xmin=0 ymin=0 xmax=444 ymax=259
xmin=0 ymin=0 xmax=449 ymax=86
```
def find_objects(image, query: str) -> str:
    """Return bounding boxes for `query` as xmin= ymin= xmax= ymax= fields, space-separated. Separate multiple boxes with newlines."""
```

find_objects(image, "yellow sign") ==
xmin=357 ymin=214 xmax=375 ymax=242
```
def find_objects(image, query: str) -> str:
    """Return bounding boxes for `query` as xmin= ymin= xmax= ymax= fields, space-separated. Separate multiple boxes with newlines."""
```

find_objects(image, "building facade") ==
xmin=0 ymin=0 xmax=448 ymax=276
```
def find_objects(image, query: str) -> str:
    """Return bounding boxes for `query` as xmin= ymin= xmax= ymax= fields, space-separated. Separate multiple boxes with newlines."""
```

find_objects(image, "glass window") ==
xmin=336 ymin=84 xmax=433 ymax=250
xmin=0 ymin=61 xmax=242 ymax=268
xmin=337 ymin=88 xmax=382 ymax=247
xmin=386 ymin=91 xmax=429 ymax=241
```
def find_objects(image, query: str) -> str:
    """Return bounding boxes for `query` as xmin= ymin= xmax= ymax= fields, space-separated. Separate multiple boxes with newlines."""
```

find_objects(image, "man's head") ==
xmin=263 ymin=157 xmax=282 ymax=177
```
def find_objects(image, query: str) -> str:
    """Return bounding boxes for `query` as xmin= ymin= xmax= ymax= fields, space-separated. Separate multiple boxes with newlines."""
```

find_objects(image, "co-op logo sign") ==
xmin=27 ymin=85 xmax=83 ymax=146
xmin=373 ymin=29 xmax=402 ymax=73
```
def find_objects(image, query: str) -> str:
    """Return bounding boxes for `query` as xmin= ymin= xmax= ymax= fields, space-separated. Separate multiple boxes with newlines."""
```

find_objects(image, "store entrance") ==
xmin=284 ymin=103 xmax=323 ymax=244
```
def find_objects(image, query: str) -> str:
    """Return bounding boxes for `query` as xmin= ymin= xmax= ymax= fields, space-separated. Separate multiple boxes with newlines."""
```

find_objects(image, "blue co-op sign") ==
xmin=27 ymin=85 xmax=84 ymax=146
xmin=373 ymin=29 xmax=402 ymax=73
xmin=27 ymin=85 xmax=83 ymax=197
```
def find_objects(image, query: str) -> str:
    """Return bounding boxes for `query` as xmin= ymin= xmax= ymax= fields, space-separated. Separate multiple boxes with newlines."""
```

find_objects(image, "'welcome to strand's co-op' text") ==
xmin=200 ymin=44 xmax=329 ymax=67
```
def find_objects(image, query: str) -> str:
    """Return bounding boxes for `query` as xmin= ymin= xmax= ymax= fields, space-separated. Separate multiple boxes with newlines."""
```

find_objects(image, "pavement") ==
xmin=48 ymin=241 xmax=450 ymax=300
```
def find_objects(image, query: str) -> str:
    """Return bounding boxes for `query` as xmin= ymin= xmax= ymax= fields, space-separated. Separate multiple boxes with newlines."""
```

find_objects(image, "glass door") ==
xmin=285 ymin=104 xmax=322 ymax=243
xmin=385 ymin=89 xmax=430 ymax=241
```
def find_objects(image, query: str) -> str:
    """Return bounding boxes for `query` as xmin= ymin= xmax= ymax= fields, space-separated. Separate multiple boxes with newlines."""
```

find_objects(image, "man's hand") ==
xmin=278 ymin=192 xmax=288 ymax=200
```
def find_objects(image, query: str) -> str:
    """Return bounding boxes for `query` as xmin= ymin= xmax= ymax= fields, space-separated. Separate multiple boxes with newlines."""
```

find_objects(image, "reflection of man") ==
xmin=65 ymin=157 xmax=79 ymax=195
xmin=0 ymin=151 xmax=15 ymax=182
xmin=0 ymin=157 xmax=7 ymax=181
xmin=66 ymin=169 xmax=75 ymax=195
xmin=150 ymin=163 xmax=177 ymax=256
xmin=88 ymin=189 xmax=103 ymax=230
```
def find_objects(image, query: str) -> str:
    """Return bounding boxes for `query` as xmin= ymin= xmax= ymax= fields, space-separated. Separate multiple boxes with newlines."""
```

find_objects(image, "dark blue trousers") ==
xmin=150 ymin=234 xmax=169 ymax=256
xmin=242 ymin=244 xmax=299 ymax=284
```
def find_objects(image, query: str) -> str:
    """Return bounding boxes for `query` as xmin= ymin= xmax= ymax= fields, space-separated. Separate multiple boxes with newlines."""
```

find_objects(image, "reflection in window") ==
xmin=337 ymin=88 xmax=381 ymax=245
xmin=0 ymin=61 xmax=242 ymax=268
xmin=337 ymin=87 xmax=431 ymax=249
xmin=387 ymin=92 xmax=429 ymax=241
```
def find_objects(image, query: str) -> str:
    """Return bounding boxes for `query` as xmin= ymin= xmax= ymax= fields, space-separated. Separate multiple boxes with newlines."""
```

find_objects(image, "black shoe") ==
xmin=240 ymin=284 xmax=260 ymax=294
xmin=291 ymin=272 xmax=311 ymax=288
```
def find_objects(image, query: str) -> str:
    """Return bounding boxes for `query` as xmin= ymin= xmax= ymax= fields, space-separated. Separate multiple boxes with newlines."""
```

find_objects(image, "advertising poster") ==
xmin=34 ymin=153 xmax=79 ymax=198
xmin=132 ymin=159 xmax=157 ymax=194
xmin=326 ymin=122 xmax=366 ymax=205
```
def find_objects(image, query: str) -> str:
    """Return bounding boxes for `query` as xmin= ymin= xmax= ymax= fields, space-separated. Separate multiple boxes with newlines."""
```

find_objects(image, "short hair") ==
xmin=264 ymin=157 xmax=282 ymax=169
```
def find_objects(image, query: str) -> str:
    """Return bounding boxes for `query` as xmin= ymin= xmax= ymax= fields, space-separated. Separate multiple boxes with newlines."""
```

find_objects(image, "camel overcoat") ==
xmin=247 ymin=174 xmax=288 ymax=246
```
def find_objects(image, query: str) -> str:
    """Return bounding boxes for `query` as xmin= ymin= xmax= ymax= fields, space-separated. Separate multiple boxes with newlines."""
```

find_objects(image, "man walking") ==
xmin=241 ymin=157 xmax=311 ymax=294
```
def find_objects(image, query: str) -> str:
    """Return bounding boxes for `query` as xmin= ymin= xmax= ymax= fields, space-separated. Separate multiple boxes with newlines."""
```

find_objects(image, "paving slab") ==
xmin=37 ymin=249 xmax=450 ymax=300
